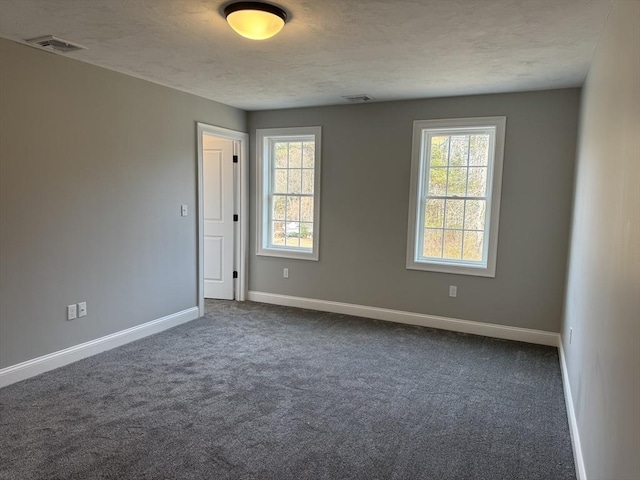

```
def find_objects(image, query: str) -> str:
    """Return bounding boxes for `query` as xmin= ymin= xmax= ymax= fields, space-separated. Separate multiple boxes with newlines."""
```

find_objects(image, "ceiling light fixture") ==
xmin=224 ymin=2 xmax=287 ymax=40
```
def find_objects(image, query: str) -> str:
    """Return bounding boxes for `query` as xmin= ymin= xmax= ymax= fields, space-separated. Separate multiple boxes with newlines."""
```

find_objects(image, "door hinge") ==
xmin=233 ymin=155 xmax=238 ymax=163
xmin=233 ymin=271 xmax=238 ymax=279
xmin=233 ymin=214 xmax=238 ymax=222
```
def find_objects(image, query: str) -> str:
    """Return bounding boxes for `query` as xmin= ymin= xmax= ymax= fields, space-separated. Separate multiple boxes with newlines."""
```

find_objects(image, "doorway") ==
xmin=197 ymin=123 xmax=248 ymax=315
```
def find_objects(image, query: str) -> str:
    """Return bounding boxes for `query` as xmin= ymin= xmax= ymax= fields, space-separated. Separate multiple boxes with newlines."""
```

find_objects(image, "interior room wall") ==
xmin=0 ymin=38 xmax=246 ymax=369
xmin=561 ymin=1 xmax=640 ymax=479
xmin=248 ymin=88 xmax=580 ymax=333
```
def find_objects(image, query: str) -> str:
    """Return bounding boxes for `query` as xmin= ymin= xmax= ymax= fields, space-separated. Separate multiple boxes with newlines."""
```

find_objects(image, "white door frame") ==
xmin=197 ymin=122 xmax=249 ymax=316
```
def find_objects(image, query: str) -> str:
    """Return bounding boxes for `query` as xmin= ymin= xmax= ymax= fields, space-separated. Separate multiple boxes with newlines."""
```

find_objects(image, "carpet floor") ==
xmin=0 ymin=301 xmax=575 ymax=480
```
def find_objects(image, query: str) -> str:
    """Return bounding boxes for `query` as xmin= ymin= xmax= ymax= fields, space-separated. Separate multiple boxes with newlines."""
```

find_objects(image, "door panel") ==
xmin=204 ymin=151 xmax=223 ymax=220
xmin=203 ymin=134 xmax=234 ymax=299
xmin=204 ymin=236 xmax=223 ymax=280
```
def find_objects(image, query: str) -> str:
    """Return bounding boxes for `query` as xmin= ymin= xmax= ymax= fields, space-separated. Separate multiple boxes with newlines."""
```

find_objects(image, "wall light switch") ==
xmin=181 ymin=205 xmax=188 ymax=217
xmin=67 ymin=304 xmax=77 ymax=321
xmin=78 ymin=302 xmax=87 ymax=317
xmin=283 ymin=268 xmax=289 ymax=279
xmin=449 ymin=286 xmax=458 ymax=297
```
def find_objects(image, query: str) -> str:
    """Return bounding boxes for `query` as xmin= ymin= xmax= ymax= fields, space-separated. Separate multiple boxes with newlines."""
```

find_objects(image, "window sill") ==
xmin=257 ymin=247 xmax=319 ymax=261
xmin=406 ymin=260 xmax=496 ymax=278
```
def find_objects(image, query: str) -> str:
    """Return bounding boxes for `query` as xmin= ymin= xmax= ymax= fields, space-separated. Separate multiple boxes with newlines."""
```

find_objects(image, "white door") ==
xmin=203 ymin=133 xmax=235 ymax=299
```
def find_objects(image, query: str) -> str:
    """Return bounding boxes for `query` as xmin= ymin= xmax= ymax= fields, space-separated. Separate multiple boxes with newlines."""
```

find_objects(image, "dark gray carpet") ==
xmin=0 ymin=301 xmax=575 ymax=480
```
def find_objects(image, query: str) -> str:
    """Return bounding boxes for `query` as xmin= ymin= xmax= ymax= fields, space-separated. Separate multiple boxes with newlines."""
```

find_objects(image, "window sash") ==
xmin=267 ymin=136 xmax=315 ymax=251
xmin=417 ymin=128 xmax=496 ymax=266
xmin=268 ymin=193 xmax=314 ymax=251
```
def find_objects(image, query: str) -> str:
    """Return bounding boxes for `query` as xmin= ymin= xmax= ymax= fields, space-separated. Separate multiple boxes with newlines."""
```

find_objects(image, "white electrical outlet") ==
xmin=283 ymin=268 xmax=289 ymax=279
xmin=67 ymin=304 xmax=77 ymax=320
xmin=181 ymin=204 xmax=188 ymax=217
xmin=449 ymin=286 xmax=457 ymax=297
xmin=569 ymin=327 xmax=573 ymax=345
xmin=78 ymin=302 xmax=87 ymax=317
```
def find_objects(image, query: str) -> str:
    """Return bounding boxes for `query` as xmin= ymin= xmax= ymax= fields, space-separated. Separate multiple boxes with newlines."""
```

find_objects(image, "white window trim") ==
xmin=406 ymin=116 xmax=506 ymax=277
xmin=256 ymin=126 xmax=321 ymax=261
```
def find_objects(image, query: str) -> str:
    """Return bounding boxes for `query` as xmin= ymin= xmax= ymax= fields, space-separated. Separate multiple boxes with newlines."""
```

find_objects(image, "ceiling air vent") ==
xmin=342 ymin=94 xmax=375 ymax=103
xmin=26 ymin=35 xmax=86 ymax=54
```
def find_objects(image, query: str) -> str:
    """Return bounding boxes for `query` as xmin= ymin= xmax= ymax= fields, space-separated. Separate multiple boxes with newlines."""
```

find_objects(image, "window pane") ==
xmin=302 ymin=169 xmax=314 ymax=194
xmin=299 ymin=222 xmax=313 ymax=241
xmin=285 ymin=221 xmax=300 ymax=239
xmin=447 ymin=167 xmax=467 ymax=196
xmin=464 ymin=200 xmax=486 ymax=231
xmin=469 ymin=134 xmax=490 ymax=166
xmin=300 ymin=197 xmax=314 ymax=222
xmin=289 ymin=142 xmax=302 ymax=168
xmin=271 ymin=221 xmax=285 ymax=245
xmin=425 ymin=199 xmax=445 ymax=228
xmin=449 ymin=135 xmax=469 ymax=166
xmin=423 ymin=229 xmax=443 ymax=257
xmin=445 ymin=199 xmax=464 ymax=229
xmin=302 ymin=142 xmax=315 ymax=168
xmin=285 ymin=232 xmax=300 ymax=247
xmin=300 ymin=238 xmax=312 ymax=248
xmin=428 ymin=167 xmax=447 ymax=195
xmin=286 ymin=196 xmax=300 ymax=221
xmin=443 ymin=230 xmax=463 ymax=259
xmin=274 ymin=169 xmax=288 ymax=194
xmin=288 ymin=169 xmax=302 ymax=194
xmin=467 ymin=167 xmax=487 ymax=197
xmin=463 ymin=231 xmax=484 ymax=261
xmin=430 ymin=136 xmax=449 ymax=167
xmin=272 ymin=195 xmax=286 ymax=220
xmin=275 ymin=142 xmax=288 ymax=168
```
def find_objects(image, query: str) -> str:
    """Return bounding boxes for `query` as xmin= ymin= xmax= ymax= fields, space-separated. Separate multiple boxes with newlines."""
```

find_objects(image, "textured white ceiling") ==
xmin=0 ymin=0 xmax=613 ymax=110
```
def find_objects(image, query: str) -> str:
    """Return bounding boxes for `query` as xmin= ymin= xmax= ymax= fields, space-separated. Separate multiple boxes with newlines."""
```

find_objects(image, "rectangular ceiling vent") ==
xmin=342 ymin=94 xmax=375 ymax=103
xmin=26 ymin=35 xmax=86 ymax=54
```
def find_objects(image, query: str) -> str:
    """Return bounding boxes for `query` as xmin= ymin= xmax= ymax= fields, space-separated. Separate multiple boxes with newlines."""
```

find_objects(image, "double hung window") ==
xmin=256 ymin=127 xmax=321 ymax=260
xmin=407 ymin=117 xmax=506 ymax=277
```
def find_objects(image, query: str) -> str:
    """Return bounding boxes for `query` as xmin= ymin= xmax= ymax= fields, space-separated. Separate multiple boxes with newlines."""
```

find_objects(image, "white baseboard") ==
xmin=247 ymin=291 xmax=559 ymax=347
xmin=558 ymin=339 xmax=587 ymax=480
xmin=0 ymin=307 xmax=200 ymax=388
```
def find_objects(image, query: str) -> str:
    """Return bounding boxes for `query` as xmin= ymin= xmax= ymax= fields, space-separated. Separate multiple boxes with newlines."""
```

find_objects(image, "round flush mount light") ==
xmin=224 ymin=2 xmax=287 ymax=40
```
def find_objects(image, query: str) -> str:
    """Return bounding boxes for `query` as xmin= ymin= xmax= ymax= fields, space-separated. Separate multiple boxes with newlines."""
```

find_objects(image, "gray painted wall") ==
xmin=248 ymin=89 xmax=580 ymax=332
xmin=0 ymin=38 xmax=246 ymax=368
xmin=562 ymin=1 xmax=640 ymax=479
